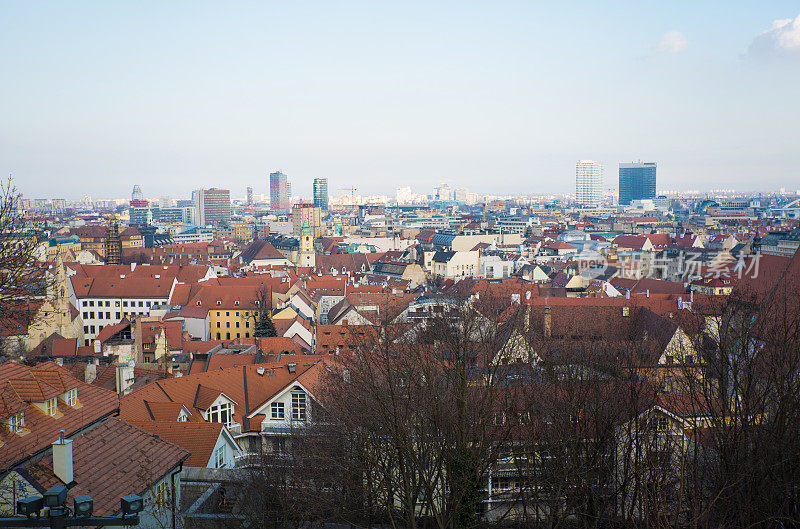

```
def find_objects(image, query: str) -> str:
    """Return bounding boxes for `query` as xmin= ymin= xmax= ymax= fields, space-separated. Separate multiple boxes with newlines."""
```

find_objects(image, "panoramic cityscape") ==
xmin=2 ymin=2 xmax=800 ymax=529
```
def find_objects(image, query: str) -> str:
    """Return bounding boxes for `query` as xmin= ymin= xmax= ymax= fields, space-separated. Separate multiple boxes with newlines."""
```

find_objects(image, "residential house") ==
xmin=431 ymin=250 xmax=480 ymax=279
xmin=120 ymin=359 xmax=327 ymax=457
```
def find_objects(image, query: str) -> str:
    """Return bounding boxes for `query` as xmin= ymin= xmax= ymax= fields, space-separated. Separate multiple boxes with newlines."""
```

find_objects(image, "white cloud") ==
xmin=748 ymin=13 xmax=800 ymax=59
xmin=652 ymin=31 xmax=688 ymax=53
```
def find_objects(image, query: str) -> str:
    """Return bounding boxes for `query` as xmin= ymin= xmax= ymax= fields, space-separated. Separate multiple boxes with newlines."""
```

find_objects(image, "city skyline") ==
xmin=3 ymin=1 xmax=800 ymax=199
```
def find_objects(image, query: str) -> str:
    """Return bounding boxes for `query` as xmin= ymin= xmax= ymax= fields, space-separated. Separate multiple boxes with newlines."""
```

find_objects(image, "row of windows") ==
xmin=83 ymin=310 xmax=147 ymax=321
xmin=215 ymin=332 xmax=251 ymax=340
xmin=81 ymin=299 xmax=160 ymax=308
xmin=198 ymin=300 xmax=261 ymax=307
xmin=215 ymin=311 xmax=252 ymax=317
xmin=216 ymin=321 xmax=250 ymax=328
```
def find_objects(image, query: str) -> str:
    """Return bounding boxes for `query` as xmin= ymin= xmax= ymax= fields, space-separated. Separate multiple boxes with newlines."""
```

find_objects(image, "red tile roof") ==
xmin=0 ymin=361 xmax=119 ymax=470
xmin=120 ymin=361 xmax=327 ymax=431
xmin=26 ymin=418 xmax=189 ymax=516
xmin=127 ymin=420 xmax=229 ymax=467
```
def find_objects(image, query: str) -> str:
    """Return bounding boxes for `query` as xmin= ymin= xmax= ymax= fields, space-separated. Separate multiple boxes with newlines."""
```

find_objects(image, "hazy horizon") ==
xmin=3 ymin=1 xmax=800 ymax=200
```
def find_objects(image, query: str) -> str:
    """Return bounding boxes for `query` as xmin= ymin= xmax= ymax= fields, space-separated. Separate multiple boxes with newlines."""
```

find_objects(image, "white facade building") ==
xmin=576 ymin=160 xmax=603 ymax=208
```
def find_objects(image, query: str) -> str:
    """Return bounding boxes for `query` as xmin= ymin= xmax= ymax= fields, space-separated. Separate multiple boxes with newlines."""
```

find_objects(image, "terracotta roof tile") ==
xmin=0 ymin=361 xmax=119 ymax=470
xmin=127 ymin=420 xmax=228 ymax=467
xmin=26 ymin=418 xmax=188 ymax=516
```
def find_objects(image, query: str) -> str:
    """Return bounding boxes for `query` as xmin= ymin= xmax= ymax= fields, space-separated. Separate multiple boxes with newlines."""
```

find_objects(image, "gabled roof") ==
xmin=238 ymin=239 xmax=286 ymax=263
xmin=127 ymin=420 xmax=232 ymax=467
xmin=193 ymin=384 xmax=235 ymax=410
xmin=94 ymin=323 xmax=130 ymax=344
xmin=120 ymin=360 xmax=327 ymax=432
xmin=612 ymin=235 xmax=651 ymax=250
xmin=315 ymin=253 xmax=371 ymax=274
xmin=29 ymin=334 xmax=78 ymax=357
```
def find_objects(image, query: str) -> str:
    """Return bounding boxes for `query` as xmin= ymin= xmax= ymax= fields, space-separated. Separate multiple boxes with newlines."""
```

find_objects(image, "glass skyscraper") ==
xmin=618 ymin=162 xmax=657 ymax=205
xmin=313 ymin=177 xmax=329 ymax=211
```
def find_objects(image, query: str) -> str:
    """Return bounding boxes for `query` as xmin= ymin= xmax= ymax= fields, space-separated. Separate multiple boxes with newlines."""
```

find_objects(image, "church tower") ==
xmin=54 ymin=253 xmax=73 ymax=338
xmin=298 ymin=221 xmax=315 ymax=268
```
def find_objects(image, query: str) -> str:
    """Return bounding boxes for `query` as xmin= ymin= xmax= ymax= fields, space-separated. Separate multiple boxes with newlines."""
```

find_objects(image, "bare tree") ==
xmin=0 ymin=177 xmax=50 ymax=358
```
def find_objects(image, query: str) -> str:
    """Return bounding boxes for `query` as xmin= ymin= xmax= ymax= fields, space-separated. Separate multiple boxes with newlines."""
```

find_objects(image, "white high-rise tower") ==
xmin=575 ymin=160 xmax=603 ymax=208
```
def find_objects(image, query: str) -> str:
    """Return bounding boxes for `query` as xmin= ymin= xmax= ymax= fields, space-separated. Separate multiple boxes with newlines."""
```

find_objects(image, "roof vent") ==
xmin=287 ymin=362 xmax=297 ymax=373
xmin=256 ymin=367 xmax=265 ymax=376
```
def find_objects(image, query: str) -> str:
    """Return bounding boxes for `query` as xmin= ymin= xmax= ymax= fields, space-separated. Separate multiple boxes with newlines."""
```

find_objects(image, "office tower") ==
xmin=246 ymin=186 xmax=253 ymax=205
xmin=292 ymin=203 xmax=323 ymax=238
xmin=454 ymin=188 xmax=469 ymax=203
xmin=193 ymin=188 xmax=231 ymax=226
xmin=619 ymin=162 xmax=657 ymax=205
xmin=270 ymin=171 xmax=290 ymax=212
xmin=575 ymin=160 xmax=603 ymax=208
xmin=129 ymin=206 xmax=153 ymax=226
xmin=132 ymin=185 xmax=143 ymax=201
xmin=313 ymin=178 xmax=329 ymax=210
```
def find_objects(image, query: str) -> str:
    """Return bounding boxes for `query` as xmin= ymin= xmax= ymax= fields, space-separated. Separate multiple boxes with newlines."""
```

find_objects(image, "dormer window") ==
xmin=8 ymin=412 xmax=24 ymax=433
xmin=45 ymin=398 xmax=57 ymax=416
xmin=254 ymin=300 xmax=260 ymax=306
xmin=234 ymin=300 xmax=239 ymax=306
xmin=196 ymin=300 xmax=201 ymax=306
xmin=216 ymin=300 xmax=221 ymax=306
xmin=207 ymin=401 xmax=233 ymax=427
xmin=64 ymin=388 xmax=77 ymax=406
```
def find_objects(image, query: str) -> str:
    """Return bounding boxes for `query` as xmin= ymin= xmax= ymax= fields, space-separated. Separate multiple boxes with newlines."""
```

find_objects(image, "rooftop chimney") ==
xmin=53 ymin=432 xmax=73 ymax=484
xmin=84 ymin=362 xmax=97 ymax=384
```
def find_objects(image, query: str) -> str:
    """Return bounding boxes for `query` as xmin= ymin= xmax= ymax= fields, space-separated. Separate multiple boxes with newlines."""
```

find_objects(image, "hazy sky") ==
xmin=2 ymin=1 xmax=800 ymax=200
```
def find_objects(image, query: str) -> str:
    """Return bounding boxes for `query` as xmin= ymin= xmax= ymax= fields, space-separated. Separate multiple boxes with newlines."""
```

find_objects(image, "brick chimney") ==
xmin=53 ymin=432 xmax=73 ymax=484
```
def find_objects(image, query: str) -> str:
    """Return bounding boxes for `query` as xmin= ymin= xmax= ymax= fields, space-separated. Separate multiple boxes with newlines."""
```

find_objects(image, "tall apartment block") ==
xmin=313 ymin=177 xmax=329 ymax=211
xmin=292 ymin=203 xmax=323 ymax=239
xmin=575 ymin=160 xmax=603 ymax=208
xmin=193 ymin=188 xmax=231 ymax=226
xmin=270 ymin=171 xmax=290 ymax=213
xmin=619 ymin=162 xmax=657 ymax=205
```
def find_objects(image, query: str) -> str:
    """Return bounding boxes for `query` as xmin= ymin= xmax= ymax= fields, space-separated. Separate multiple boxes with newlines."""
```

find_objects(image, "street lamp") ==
xmin=0 ymin=491 xmax=143 ymax=528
